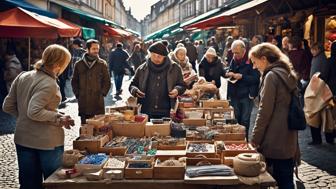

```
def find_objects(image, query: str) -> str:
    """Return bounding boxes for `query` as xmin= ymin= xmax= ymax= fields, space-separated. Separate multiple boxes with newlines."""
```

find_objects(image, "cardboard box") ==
xmin=73 ymin=135 xmax=109 ymax=153
xmin=201 ymin=100 xmax=230 ymax=108
xmin=145 ymin=122 xmax=171 ymax=137
xmin=124 ymin=160 xmax=153 ymax=179
xmin=111 ymin=115 xmax=147 ymax=137
xmin=154 ymin=159 xmax=185 ymax=180
xmin=183 ymin=119 xmax=206 ymax=127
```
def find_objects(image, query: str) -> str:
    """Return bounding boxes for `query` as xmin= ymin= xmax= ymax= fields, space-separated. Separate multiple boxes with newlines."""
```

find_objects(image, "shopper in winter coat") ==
xmin=310 ymin=43 xmax=329 ymax=79
xmin=4 ymin=50 xmax=22 ymax=92
xmin=129 ymin=44 xmax=146 ymax=71
xmin=109 ymin=43 xmax=132 ymax=95
xmin=323 ymin=41 xmax=336 ymax=96
xmin=249 ymin=43 xmax=299 ymax=189
xmin=225 ymin=40 xmax=260 ymax=138
xmin=129 ymin=41 xmax=186 ymax=119
xmin=2 ymin=44 xmax=74 ymax=189
xmin=170 ymin=46 xmax=197 ymax=88
xmin=185 ymin=38 xmax=198 ymax=72
xmin=72 ymin=39 xmax=111 ymax=124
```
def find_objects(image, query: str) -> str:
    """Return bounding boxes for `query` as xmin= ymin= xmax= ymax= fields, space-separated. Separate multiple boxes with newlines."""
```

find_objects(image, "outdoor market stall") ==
xmin=43 ymin=91 xmax=277 ymax=189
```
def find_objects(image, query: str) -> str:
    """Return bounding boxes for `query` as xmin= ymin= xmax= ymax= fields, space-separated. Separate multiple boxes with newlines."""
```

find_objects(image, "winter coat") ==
xmin=323 ymin=54 xmax=336 ymax=96
xmin=304 ymin=73 xmax=335 ymax=133
xmin=227 ymin=58 xmax=260 ymax=99
xmin=108 ymin=47 xmax=130 ymax=74
xmin=288 ymin=49 xmax=311 ymax=80
xmin=3 ymin=69 xmax=63 ymax=150
xmin=129 ymin=57 xmax=186 ymax=112
xmin=170 ymin=53 xmax=197 ymax=87
xmin=252 ymin=64 xmax=298 ymax=159
xmin=199 ymin=56 xmax=225 ymax=88
xmin=310 ymin=52 xmax=328 ymax=79
xmin=129 ymin=51 xmax=146 ymax=71
xmin=4 ymin=55 xmax=22 ymax=91
xmin=185 ymin=42 xmax=198 ymax=62
xmin=72 ymin=54 xmax=111 ymax=117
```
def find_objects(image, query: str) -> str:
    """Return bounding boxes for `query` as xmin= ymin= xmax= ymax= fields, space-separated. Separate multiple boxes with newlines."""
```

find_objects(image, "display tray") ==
xmin=153 ymin=159 xmax=185 ymax=180
xmin=124 ymin=160 xmax=154 ymax=179
xmin=222 ymin=141 xmax=256 ymax=157
xmin=186 ymin=142 xmax=216 ymax=158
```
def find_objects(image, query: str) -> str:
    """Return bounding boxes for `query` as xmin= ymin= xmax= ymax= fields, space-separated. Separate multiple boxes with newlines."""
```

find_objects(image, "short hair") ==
xmin=86 ymin=39 xmax=99 ymax=50
xmin=289 ymin=36 xmax=302 ymax=49
xmin=253 ymin=35 xmax=263 ymax=44
xmin=231 ymin=40 xmax=246 ymax=50
xmin=311 ymin=42 xmax=324 ymax=52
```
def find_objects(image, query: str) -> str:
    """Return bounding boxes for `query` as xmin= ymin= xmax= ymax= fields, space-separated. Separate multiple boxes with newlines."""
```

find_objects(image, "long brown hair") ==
xmin=249 ymin=42 xmax=297 ymax=78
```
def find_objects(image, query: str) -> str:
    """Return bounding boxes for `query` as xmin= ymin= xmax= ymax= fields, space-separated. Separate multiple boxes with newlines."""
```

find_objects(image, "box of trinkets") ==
xmin=145 ymin=119 xmax=171 ymax=137
xmin=75 ymin=154 xmax=109 ymax=174
xmin=186 ymin=142 xmax=216 ymax=158
xmin=73 ymin=135 xmax=109 ymax=153
xmin=222 ymin=141 xmax=256 ymax=157
xmin=124 ymin=159 xmax=154 ymax=179
xmin=154 ymin=158 xmax=186 ymax=179
xmin=102 ymin=157 xmax=126 ymax=179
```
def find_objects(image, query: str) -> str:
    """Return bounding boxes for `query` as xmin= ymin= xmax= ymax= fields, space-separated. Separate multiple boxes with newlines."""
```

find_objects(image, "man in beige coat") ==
xmin=72 ymin=39 xmax=111 ymax=124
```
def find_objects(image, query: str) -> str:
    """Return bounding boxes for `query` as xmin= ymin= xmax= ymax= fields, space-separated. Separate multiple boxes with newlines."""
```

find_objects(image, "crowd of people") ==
xmin=1 ymin=33 xmax=336 ymax=189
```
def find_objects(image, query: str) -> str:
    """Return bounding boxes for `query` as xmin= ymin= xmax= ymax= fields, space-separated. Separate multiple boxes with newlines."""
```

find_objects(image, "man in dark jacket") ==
xmin=185 ymin=38 xmax=198 ymax=73
xmin=226 ymin=40 xmax=260 ymax=139
xmin=72 ymin=39 xmax=111 ymax=124
xmin=129 ymin=41 xmax=186 ymax=119
xmin=109 ymin=43 xmax=132 ymax=95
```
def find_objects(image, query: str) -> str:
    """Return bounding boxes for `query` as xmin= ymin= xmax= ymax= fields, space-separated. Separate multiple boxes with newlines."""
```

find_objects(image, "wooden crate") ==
xmin=99 ymin=146 xmax=127 ymax=156
xmin=222 ymin=141 xmax=256 ymax=157
xmin=145 ymin=122 xmax=171 ymax=137
xmin=153 ymin=159 xmax=185 ymax=180
xmin=214 ymin=133 xmax=246 ymax=141
xmin=111 ymin=115 xmax=147 ymax=137
xmin=186 ymin=142 xmax=216 ymax=158
xmin=183 ymin=119 xmax=206 ymax=127
xmin=73 ymin=135 xmax=109 ymax=153
xmin=102 ymin=157 xmax=126 ymax=179
xmin=186 ymin=155 xmax=221 ymax=166
xmin=155 ymin=150 xmax=187 ymax=161
xmin=124 ymin=160 xmax=153 ymax=179
xmin=201 ymin=100 xmax=230 ymax=108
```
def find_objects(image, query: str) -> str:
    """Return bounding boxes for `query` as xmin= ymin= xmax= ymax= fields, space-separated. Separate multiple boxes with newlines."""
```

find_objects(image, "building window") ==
xmin=219 ymin=0 xmax=228 ymax=7
xmin=207 ymin=0 xmax=218 ymax=11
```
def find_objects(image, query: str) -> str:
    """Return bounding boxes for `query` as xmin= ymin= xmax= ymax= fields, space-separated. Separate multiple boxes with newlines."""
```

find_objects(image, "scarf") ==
xmin=147 ymin=57 xmax=170 ymax=73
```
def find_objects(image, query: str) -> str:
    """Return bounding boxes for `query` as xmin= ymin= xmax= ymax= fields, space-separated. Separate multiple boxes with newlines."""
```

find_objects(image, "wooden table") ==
xmin=44 ymin=170 xmax=276 ymax=189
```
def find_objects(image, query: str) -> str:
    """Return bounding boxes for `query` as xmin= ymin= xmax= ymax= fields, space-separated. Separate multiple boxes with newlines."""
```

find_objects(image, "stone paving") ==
xmin=0 ymin=77 xmax=335 ymax=189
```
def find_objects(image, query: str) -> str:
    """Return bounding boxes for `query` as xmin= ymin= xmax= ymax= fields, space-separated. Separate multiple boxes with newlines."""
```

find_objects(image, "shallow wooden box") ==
xmin=153 ymin=159 xmax=185 ymax=180
xmin=73 ymin=135 xmax=109 ymax=153
xmin=214 ymin=133 xmax=246 ymax=141
xmin=99 ymin=146 xmax=127 ymax=156
xmin=155 ymin=150 xmax=187 ymax=161
xmin=186 ymin=141 xmax=216 ymax=158
xmin=102 ymin=157 xmax=126 ymax=179
xmin=124 ymin=160 xmax=153 ymax=179
xmin=183 ymin=119 xmax=206 ymax=127
xmin=222 ymin=141 xmax=256 ymax=157
xmin=201 ymin=100 xmax=230 ymax=108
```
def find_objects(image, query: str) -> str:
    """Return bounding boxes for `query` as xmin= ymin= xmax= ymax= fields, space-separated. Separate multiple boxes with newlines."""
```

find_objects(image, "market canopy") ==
xmin=55 ymin=2 xmax=121 ymax=28
xmin=1 ymin=0 xmax=57 ymax=18
xmin=0 ymin=7 xmax=81 ymax=38
xmin=59 ymin=18 xmax=96 ymax=39
xmin=101 ymin=25 xmax=131 ymax=38
xmin=145 ymin=22 xmax=180 ymax=41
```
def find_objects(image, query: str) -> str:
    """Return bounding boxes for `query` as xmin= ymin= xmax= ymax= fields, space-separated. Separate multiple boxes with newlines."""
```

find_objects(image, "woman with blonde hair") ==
xmin=249 ymin=43 xmax=298 ymax=189
xmin=2 ymin=44 xmax=75 ymax=189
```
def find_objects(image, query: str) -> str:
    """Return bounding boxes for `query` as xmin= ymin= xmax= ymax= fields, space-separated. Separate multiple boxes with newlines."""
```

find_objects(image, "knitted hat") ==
xmin=73 ymin=38 xmax=83 ymax=47
xmin=205 ymin=47 xmax=217 ymax=56
xmin=148 ymin=41 xmax=169 ymax=56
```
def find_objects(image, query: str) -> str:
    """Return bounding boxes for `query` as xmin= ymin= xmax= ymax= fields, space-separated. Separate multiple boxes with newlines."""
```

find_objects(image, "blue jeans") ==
xmin=16 ymin=144 xmax=64 ymax=189
xmin=266 ymin=158 xmax=295 ymax=189
xmin=113 ymin=73 xmax=124 ymax=92
xmin=230 ymin=97 xmax=253 ymax=139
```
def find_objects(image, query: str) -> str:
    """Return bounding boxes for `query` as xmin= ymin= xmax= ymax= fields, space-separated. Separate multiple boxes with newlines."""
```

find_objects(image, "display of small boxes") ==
xmin=124 ymin=160 xmax=154 ymax=179
xmin=73 ymin=135 xmax=109 ymax=153
xmin=153 ymin=159 xmax=185 ymax=180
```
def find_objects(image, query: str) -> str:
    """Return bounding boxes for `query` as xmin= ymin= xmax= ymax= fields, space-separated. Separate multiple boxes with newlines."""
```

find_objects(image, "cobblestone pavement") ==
xmin=0 ymin=77 xmax=335 ymax=189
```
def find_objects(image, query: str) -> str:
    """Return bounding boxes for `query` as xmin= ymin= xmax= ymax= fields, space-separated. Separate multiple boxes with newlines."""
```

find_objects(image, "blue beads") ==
xmin=79 ymin=154 xmax=108 ymax=165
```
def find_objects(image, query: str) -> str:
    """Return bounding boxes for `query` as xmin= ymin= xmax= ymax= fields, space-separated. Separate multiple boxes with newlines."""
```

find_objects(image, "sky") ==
xmin=122 ymin=0 xmax=159 ymax=21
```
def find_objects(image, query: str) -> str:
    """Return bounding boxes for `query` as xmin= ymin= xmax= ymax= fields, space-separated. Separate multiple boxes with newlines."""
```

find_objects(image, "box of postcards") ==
xmin=154 ymin=158 xmax=186 ymax=180
xmin=73 ymin=135 xmax=109 ymax=153
xmin=102 ymin=157 xmax=126 ymax=180
xmin=125 ymin=159 xmax=154 ymax=179
xmin=186 ymin=142 xmax=216 ymax=158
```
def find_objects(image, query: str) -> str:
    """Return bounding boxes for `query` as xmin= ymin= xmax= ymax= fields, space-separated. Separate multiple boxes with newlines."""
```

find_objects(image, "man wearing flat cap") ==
xmin=129 ymin=41 xmax=186 ymax=119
